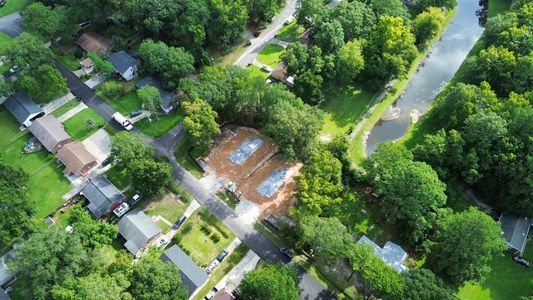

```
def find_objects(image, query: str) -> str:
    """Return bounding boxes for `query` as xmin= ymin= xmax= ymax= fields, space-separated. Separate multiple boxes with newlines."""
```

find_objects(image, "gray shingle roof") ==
xmin=118 ymin=209 xmax=161 ymax=255
xmin=135 ymin=75 xmax=175 ymax=109
xmin=3 ymin=92 xmax=43 ymax=125
xmin=82 ymin=176 xmax=124 ymax=218
xmin=358 ymin=235 xmax=408 ymax=273
xmin=108 ymin=51 xmax=138 ymax=74
xmin=28 ymin=115 xmax=71 ymax=152
xmin=500 ymin=213 xmax=532 ymax=255
xmin=161 ymin=245 xmax=208 ymax=296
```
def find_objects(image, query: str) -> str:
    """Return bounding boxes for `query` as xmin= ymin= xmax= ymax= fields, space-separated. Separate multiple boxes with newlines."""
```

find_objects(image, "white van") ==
xmin=112 ymin=112 xmax=133 ymax=131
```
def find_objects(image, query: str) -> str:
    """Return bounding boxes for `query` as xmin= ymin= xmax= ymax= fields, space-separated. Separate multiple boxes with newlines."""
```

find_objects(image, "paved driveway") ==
xmin=82 ymin=128 xmax=111 ymax=162
xmin=0 ymin=12 xmax=23 ymax=38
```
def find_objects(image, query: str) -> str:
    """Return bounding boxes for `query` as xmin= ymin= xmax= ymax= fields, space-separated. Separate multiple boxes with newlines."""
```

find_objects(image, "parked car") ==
xmin=130 ymin=194 xmax=141 ymax=205
xmin=204 ymin=287 xmax=219 ymax=300
xmin=174 ymin=215 xmax=187 ymax=229
xmin=157 ymin=238 xmax=168 ymax=248
xmin=0 ymin=1 xmax=6 ymax=8
xmin=512 ymin=255 xmax=530 ymax=267
xmin=206 ymin=260 xmax=220 ymax=274
xmin=261 ymin=65 xmax=273 ymax=73
xmin=283 ymin=16 xmax=294 ymax=25
xmin=130 ymin=110 xmax=142 ymax=118
xmin=101 ymin=158 xmax=111 ymax=166
xmin=280 ymin=247 xmax=294 ymax=259
xmin=78 ymin=20 xmax=91 ymax=29
xmin=216 ymin=249 xmax=229 ymax=262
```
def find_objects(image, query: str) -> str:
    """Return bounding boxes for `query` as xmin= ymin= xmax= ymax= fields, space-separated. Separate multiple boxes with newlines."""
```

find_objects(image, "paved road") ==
xmin=234 ymin=0 xmax=297 ymax=67
xmin=0 ymin=12 xmax=23 ymax=38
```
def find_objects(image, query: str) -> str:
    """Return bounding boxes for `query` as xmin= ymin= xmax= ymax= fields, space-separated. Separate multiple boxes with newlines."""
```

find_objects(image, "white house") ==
xmin=108 ymin=51 xmax=138 ymax=81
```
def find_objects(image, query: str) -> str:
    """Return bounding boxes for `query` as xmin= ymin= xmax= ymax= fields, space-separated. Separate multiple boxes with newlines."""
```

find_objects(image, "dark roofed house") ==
xmin=3 ymin=92 xmax=44 ymax=127
xmin=28 ymin=115 xmax=71 ymax=153
xmin=118 ymin=209 xmax=162 ymax=257
xmin=76 ymin=32 xmax=112 ymax=55
xmin=500 ymin=213 xmax=532 ymax=256
xmin=270 ymin=63 xmax=294 ymax=88
xmin=57 ymin=141 xmax=97 ymax=177
xmin=135 ymin=76 xmax=177 ymax=113
xmin=109 ymin=51 xmax=138 ymax=81
xmin=161 ymin=245 xmax=209 ymax=297
xmin=82 ymin=176 xmax=125 ymax=219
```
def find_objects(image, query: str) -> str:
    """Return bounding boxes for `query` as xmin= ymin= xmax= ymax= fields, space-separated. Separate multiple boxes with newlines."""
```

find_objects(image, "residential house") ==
xmin=81 ymin=176 xmax=125 ymax=219
xmin=108 ymin=51 xmax=138 ymax=81
xmin=270 ymin=63 xmax=294 ymax=88
xmin=357 ymin=235 xmax=408 ymax=273
xmin=135 ymin=76 xmax=177 ymax=113
xmin=3 ymin=92 xmax=44 ymax=127
xmin=56 ymin=141 xmax=98 ymax=177
xmin=500 ymin=213 xmax=532 ymax=256
xmin=161 ymin=245 xmax=209 ymax=297
xmin=213 ymin=289 xmax=235 ymax=300
xmin=118 ymin=209 xmax=162 ymax=257
xmin=76 ymin=32 xmax=112 ymax=55
xmin=80 ymin=58 xmax=94 ymax=75
xmin=28 ymin=115 xmax=71 ymax=153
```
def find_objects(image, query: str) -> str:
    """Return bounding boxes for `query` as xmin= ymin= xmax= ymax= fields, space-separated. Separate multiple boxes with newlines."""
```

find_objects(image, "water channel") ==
xmin=365 ymin=0 xmax=486 ymax=155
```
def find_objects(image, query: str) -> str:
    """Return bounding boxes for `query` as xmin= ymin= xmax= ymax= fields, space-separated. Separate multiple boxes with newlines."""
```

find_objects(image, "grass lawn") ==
xmin=0 ymin=107 xmax=26 ymax=148
xmin=320 ymin=85 xmax=377 ymax=137
xmin=55 ymin=52 xmax=80 ymax=71
xmin=0 ymin=0 xmax=33 ymax=17
xmin=1 ymin=133 xmax=72 ymax=219
xmin=142 ymin=191 xmax=186 ymax=223
xmin=0 ymin=32 xmax=13 ymax=54
xmin=246 ymin=65 xmax=269 ymax=80
xmin=135 ymin=110 xmax=184 ymax=137
xmin=193 ymin=244 xmax=250 ymax=300
xmin=63 ymin=108 xmax=106 ymax=141
xmin=51 ymin=100 xmax=80 ymax=117
xmin=257 ymin=44 xmax=285 ymax=68
xmin=156 ymin=219 xmax=171 ymax=234
xmin=211 ymin=39 xmax=248 ymax=66
xmin=175 ymin=208 xmax=235 ymax=267
xmin=105 ymin=166 xmax=131 ymax=190
xmin=456 ymin=242 xmax=533 ymax=300
xmin=276 ymin=21 xmax=304 ymax=43
xmin=105 ymin=90 xmax=143 ymax=116
xmin=175 ymin=138 xmax=203 ymax=178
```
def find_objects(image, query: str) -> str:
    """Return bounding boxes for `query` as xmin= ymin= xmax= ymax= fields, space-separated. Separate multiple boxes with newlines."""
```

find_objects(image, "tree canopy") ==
xmin=238 ymin=264 xmax=299 ymax=300
xmin=182 ymin=98 xmax=220 ymax=156
xmin=129 ymin=256 xmax=188 ymax=300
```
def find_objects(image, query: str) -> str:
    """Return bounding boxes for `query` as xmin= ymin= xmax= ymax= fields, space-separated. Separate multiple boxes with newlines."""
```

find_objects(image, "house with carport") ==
xmin=81 ymin=176 xmax=125 ymax=219
xmin=56 ymin=141 xmax=98 ymax=177
xmin=161 ymin=245 xmax=209 ymax=297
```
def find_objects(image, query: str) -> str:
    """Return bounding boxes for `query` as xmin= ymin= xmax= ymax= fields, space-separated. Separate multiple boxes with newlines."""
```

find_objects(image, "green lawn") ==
xmin=457 ymin=242 xmax=533 ymax=300
xmin=211 ymin=39 xmax=248 ymax=66
xmin=156 ymin=219 xmax=171 ymax=234
xmin=0 ymin=0 xmax=33 ymax=17
xmin=142 ymin=191 xmax=186 ymax=223
xmin=257 ymin=44 xmax=285 ymax=68
xmin=276 ymin=21 xmax=304 ymax=43
xmin=63 ymin=108 xmax=106 ymax=141
xmin=0 ymin=32 xmax=13 ymax=54
xmin=246 ymin=65 xmax=269 ymax=80
xmin=1 ymin=133 xmax=72 ymax=219
xmin=136 ymin=110 xmax=184 ymax=137
xmin=320 ymin=85 xmax=377 ymax=136
xmin=175 ymin=138 xmax=203 ymax=178
xmin=488 ymin=0 xmax=512 ymax=17
xmin=0 ymin=107 xmax=26 ymax=148
xmin=174 ymin=209 xmax=235 ymax=267
xmin=105 ymin=167 xmax=131 ymax=190
xmin=51 ymin=100 xmax=80 ymax=117
xmin=193 ymin=244 xmax=250 ymax=300
xmin=105 ymin=90 xmax=143 ymax=116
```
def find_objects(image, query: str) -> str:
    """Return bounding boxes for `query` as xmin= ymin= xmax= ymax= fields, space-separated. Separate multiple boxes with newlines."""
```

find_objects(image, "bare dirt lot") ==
xmin=202 ymin=126 xmax=301 ymax=217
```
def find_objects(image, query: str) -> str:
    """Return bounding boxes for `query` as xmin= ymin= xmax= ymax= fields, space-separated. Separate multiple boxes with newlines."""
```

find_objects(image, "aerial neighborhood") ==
xmin=0 ymin=0 xmax=531 ymax=299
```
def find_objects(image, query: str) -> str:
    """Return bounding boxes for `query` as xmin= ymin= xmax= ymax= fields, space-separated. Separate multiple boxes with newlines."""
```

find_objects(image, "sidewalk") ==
xmin=42 ymin=92 xmax=76 ymax=115
xmin=58 ymin=102 xmax=87 ymax=122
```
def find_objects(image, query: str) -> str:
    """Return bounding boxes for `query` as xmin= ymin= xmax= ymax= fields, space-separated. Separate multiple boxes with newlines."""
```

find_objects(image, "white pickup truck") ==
xmin=112 ymin=112 xmax=133 ymax=131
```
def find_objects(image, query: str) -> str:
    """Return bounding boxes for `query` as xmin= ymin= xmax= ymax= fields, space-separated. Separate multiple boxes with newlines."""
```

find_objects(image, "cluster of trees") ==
xmin=109 ymin=133 xmax=172 ymax=197
xmin=237 ymin=264 xmax=299 ymax=300
xmin=287 ymin=0 xmax=450 ymax=103
xmin=180 ymin=65 xmax=323 ymax=162
xmin=23 ymin=2 xmax=77 ymax=41
xmin=415 ymin=1 xmax=533 ymax=216
xmin=4 ymin=33 xmax=68 ymax=102
xmin=11 ymin=207 xmax=188 ymax=300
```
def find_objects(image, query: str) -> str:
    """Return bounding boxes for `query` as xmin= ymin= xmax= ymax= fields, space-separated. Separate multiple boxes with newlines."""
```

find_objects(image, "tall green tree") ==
xmin=416 ymin=0 xmax=457 ymax=12
xmin=87 ymin=52 xmax=114 ymax=78
xmin=247 ymin=0 xmax=282 ymax=24
xmin=130 ymin=159 xmax=173 ymax=197
xmin=298 ymin=215 xmax=352 ymax=259
xmin=296 ymin=0 xmax=324 ymax=28
xmin=403 ymin=268 xmax=454 ymax=300
xmin=6 ymin=33 xmax=53 ymax=76
xmin=312 ymin=20 xmax=344 ymax=54
xmin=130 ymin=256 xmax=188 ymax=300
xmin=207 ymin=0 xmax=248 ymax=46
xmin=22 ymin=2 xmax=62 ymax=39
xmin=137 ymin=86 xmax=163 ymax=116
xmin=326 ymin=1 xmax=375 ymax=41
xmin=182 ymin=98 xmax=220 ymax=156
xmin=336 ymin=40 xmax=365 ymax=84
xmin=16 ymin=64 xmax=68 ymax=102
xmin=413 ymin=7 xmax=445 ymax=47
xmin=238 ymin=264 xmax=299 ymax=300
xmin=51 ymin=273 xmax=132 ymax=300
xmin=370 ymin=0 xmax=410 ymax=21
xmin=67 ymin=206 xmax=118 ymax=249
xmin=110 ymin=132 xmax=154 ymax=170
xmin=431 ymin=208 xmax=506 ymax=283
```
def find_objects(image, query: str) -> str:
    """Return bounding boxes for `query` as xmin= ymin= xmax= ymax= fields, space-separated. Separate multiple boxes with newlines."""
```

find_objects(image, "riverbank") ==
xmin=349 ymin=7 xmax=456 ymax=164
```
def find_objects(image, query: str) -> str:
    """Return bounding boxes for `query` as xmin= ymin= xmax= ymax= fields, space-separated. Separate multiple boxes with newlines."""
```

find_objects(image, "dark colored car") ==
xmin=216 ymin=249 xmax=229 ymax=262
xmin=174 ymin=215 xmax=187 ymax=229
xmin=101 ymin=158 xmax=111 ymax=166
xmin=280 ymin=247 xmax=294 ymax=259
xmin=512 ymin=256 xmax=530 ymax=267
xmin=130 ymin=110 xmax=142 ymax=118
xmin=0 ymin=0 xmax=6 ymax=8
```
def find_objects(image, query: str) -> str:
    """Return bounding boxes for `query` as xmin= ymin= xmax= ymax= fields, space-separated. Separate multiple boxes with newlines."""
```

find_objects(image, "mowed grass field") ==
xmin=276 ymin=21 xmax=304 ymax=43
xmin=257 ymin=44 xmax=285 ymax=68
xmin=63 ymin=108 xmax=106 ymax=140
xmin=0 ymin=0 xmax=33 ymax=17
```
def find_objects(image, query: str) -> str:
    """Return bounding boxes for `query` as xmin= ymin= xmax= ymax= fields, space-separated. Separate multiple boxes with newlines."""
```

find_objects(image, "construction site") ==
xmin=198 ymin=125 xmax=302 ymax=218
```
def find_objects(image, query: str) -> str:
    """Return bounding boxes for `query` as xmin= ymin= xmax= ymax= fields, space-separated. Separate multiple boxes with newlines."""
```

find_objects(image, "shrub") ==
xmin=200 ymin=224 xmax=212 ymax=235
xmin=181 ymin=222 xmax=193 ymax=235
xmin=210 ymin=234 xmax=220 ymax=243
xmin=99 ymin=81 xmax=123 ymax=99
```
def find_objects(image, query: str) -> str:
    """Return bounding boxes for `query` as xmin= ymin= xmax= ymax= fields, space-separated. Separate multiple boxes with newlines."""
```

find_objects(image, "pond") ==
xmin=365 ymin=0 xmax=486 ymax=155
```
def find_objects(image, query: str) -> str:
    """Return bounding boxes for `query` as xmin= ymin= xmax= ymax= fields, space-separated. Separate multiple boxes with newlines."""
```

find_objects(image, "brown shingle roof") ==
xmin=57 ymin=141 xmax=97 ymax=176
xmin=28 ymin=115 xmax=71 ymax=153
xmin=76 ymin=32 xmax=112 ymax=53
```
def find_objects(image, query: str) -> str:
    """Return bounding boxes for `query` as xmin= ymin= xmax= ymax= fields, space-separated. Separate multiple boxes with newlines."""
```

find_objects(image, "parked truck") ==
xmin=112 ymin=112 xmax=133 ymax=131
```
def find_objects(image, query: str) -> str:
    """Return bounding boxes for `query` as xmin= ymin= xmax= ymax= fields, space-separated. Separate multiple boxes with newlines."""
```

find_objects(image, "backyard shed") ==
xmin=118 ymin=209 xmax=161 ymax=256
xmin=76 ymin=32 xmax=112 ymax=54
xmin=500 ymin=213 xmax=532 ymax=256
xmin=135 ymin=76 xmax=176 ymax=113
xmin=56 ymin=141 xmax=97 ymax=177
xmin=3 ymin=92 xmax=44 ymax=127
xmin=358 ymin=235 xmax=408 ymax=273
xmin=28 ymin=115 xmax=71 ymax=153
xmin=108 ymin=51 xmax=138 ymax=81
xmin=81 ymin=176 xmax=124 ymax=219
xmin=161 ymin=245 xmax=209 ymax=296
